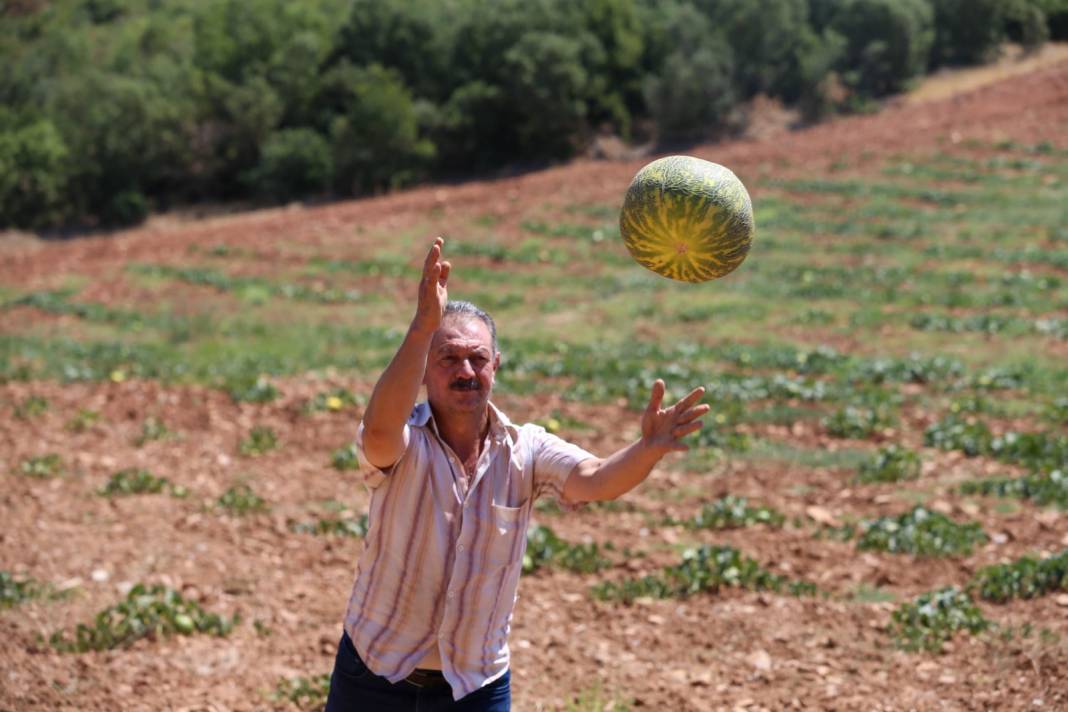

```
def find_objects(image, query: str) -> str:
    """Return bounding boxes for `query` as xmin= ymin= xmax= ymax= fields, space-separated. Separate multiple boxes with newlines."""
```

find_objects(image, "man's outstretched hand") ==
xmin=641 ymin=379 xmax=710 ymax=454
xmin=414 ymin=237 xmax=450 ymax=333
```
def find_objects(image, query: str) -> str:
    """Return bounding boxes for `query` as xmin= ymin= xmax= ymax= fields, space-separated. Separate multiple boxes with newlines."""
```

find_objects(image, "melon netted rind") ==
xmin=619 ymin=155 xmax=754 ymax=283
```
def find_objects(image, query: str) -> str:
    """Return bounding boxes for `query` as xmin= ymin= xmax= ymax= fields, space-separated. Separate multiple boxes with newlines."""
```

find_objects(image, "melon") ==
xmin=619 ymin=155 xmax=754 ymax=283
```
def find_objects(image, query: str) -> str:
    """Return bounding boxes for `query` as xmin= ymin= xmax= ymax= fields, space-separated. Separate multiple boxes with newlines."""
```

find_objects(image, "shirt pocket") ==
xmin=485 ymin=501 xmax=528 ymax=569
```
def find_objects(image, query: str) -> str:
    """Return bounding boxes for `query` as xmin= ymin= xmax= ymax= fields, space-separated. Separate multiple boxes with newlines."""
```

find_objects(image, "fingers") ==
xmin=646 ymin=379 xmax=665 ymax=414
xmin=422 ymin=236 xmax=444 ymax=277
xmin=672 ymin=421 xmax=703 ymax=439
xmin=672 ymin=385 xmax=706 ymax=413
xmin=676 ymin=403 xmax=711 ymax=425
xmin=439 ymin=260 xmax=451 ymax=286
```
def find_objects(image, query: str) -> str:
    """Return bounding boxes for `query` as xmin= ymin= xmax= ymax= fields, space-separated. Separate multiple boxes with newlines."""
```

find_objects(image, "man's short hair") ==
xmin=443 ymin=300 xmax=498 ymax=354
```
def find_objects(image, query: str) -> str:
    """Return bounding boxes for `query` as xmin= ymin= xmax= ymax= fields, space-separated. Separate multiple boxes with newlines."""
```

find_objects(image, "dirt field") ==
xmin=3 ymin=58 xmax=1068 ymax=712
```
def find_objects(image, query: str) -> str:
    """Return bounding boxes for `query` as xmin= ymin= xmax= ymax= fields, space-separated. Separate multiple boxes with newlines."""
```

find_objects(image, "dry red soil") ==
xmin=3 ymin=61 xmax=1068 ymax=712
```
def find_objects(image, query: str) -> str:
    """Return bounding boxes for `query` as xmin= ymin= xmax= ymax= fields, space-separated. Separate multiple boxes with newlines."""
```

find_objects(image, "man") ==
xmin=326 ymin=237 xmax=710 ymax=711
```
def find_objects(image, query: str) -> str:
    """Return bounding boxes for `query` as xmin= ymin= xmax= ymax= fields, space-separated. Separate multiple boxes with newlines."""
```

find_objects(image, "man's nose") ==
xmin=457 ymin=359 xmax=476 ymax=378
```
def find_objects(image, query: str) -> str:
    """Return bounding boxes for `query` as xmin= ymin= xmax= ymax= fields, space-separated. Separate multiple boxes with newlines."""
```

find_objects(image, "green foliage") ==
xmin=291 ymin=514 xmax=368 ymax=538
xmin=928 ymin=0 xmax=1007 ymax=66
xmin=0 ymin=118 xmax=70 ymax=229
xmin=829 ymin=0 xmax=935 ymax=98
xmin=273 ymin=673 xmax=331 ymax=711
xmin=926 ymin=414 xmax=1068 ymax=472
xmin=856 ymin=506 xmax=987 ymax=556
xmin=683 ymin=495 xmax=785 ymax=530
xmin=822 ymin=392 xmax=897 ymax=438
xmin=960 ymin=470 xmax=1068 ymax=509
xmin=13 ymin=394 xmax=48 ymax=419
xmin=217 ymin=483 xmax=269 ymax=515
xmin=890 ymin=586 xmax=989 ymax=652
xmin=50 ymin=584 xmax=236 ymax=652
xmin=856 ymin=445 xmax=921 ymax=484
xmin=303 ymin=388 xmax=361 ymax=414
xmin=1 ymin=0 xmax=1036 ymax=224
xmin=239 ymin=426 xmax=278 ymax=456
xmin=330 ymin=444 xmax=360 ymax=471
xmin=65 ymin=409 xmax=101 ymax=433
xmin=591 ymin=545 xmax=815 ymax=603
xmin=1045 ymin=398 xmax=1068 ymax=424
xmin=563 ymin=683 xmax=633 ymax=712
xmin=524 ymin=525 xmax=612 ymax=574
xmin=224 ymin=374 xmax=280 ymax=404
xmin=247 ymin=128 xmax=332 ymax=202
xmin=1 ymin=571 xmax=39 ymax=608
xmin=970 ymin=549 xmax=1068 ymax=603
xmin=98 ymin=468 xmax=187 ymax=498
xmin=133 ymin=417 xmax=171 ymax=446
xmin=642 ymin=4 xmax=735 ymax=141
xmin=924 ymin=414 xmax=993 ymax=457
xmin=18 ymin=453 xmax=64 ymax=479
xmin=327 ymin=63 xmax=434 ymax=193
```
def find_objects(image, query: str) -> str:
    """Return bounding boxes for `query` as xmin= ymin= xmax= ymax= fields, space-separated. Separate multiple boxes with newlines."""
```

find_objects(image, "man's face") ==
xmin=424 ymin=317 xmax=500 ymax=419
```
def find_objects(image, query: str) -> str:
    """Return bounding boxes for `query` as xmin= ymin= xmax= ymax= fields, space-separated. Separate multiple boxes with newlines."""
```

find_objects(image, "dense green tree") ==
xmin=830 ymin=0 xmax=935 ymax=97
xmin=328 ymin=63 xmax=435 ymax=194
xmin=929 ymin=0 xmax=1006 ymax=66
xmin=0 ymin=117 xmax=70 ymax=229
xmin=246 ymin=128 xmax=333 ymax=203
xmin=643 ymin=3 xmax=735 ymax=142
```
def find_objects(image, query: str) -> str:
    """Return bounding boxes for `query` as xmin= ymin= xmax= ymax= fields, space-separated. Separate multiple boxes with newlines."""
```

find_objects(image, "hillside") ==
xmin=2 ymin=57 xmax=1067 ymax=712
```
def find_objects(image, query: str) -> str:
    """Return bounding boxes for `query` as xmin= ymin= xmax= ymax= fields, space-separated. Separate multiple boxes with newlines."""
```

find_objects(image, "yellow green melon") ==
xmin=619 ymin=155 xmax=754 ymax=283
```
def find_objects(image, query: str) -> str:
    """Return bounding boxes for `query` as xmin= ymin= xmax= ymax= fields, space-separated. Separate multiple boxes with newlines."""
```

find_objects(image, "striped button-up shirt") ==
xmin=347 ymin=401 xmax=595 ymax=701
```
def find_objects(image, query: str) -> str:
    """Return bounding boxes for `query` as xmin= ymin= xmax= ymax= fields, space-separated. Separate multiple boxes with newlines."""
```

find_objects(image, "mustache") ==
xmin=450 ymin=378 xmax=481 ymax=391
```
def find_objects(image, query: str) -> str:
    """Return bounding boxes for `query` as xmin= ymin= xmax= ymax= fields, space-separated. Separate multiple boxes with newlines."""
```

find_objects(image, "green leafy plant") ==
xmin=49 ymin=584 xmax=236 ymax=652
xmin=65 ymin=408 xmax=100 ymax=433
xmin=682 ymin=495 xmax=785 ymax=530
xmin=856 ymin=506 xmax=987 ymax=556
xmin=969 ymin=549 xmax=1068 ymax=603
xmin=13 ymin=395 xmax=48 ymax=419
xmin=291 ymin=514 xmax=368 ymax=538
xmin=330 ymin=444 xmax=360 ymax=471
xmin=239 ymin=426 xmax=278 ymax=456
xmin=217 ymin=484 xmax=268 ymax=515
xmin=133 ymin=416 xmax=171 ymax=446
xmin=591 ymin=545 xmax=815 ymax=603
xmin=1 ymin=571 xmax=39 ymax=608
xmin=98 ymin=468 xmax=187 ymax=498
xmin=924 ymin=414 xmax=993 ymax=456
xmin=1046 ymin=398 xmax=1068 ymax=424
xmin=960 ymin=470 xmax=1068 ymax=508
xmin=273 ymin=674 xmax=331 ymax=711
xmin=823 ymin=402 xmax=896 ymax=439
xmin=856 ymin=445 xmax=922 ymax=484
xmin=18 ymin=453 xmax=64 ymax=479
xmin=222 ymin=373 xmax=278 ymax=404
xmin=304 ymin=388 xmax=362 ymax=414
xmin=890 ymin=587 xmax=989 ymax=652
xmin=524 ymin=525 xmax=611 ymax=574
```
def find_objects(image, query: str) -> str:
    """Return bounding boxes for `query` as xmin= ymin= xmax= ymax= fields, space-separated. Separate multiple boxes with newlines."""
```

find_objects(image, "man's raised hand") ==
xmin=640 ymin=379 xmax=710 ymax=453
xmin=414 ymin=237 xmax=450 ymax=333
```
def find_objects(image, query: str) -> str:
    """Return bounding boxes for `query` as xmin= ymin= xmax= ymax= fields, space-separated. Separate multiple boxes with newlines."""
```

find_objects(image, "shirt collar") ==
xmin=412 ymin=401 xmax=515 ymax=445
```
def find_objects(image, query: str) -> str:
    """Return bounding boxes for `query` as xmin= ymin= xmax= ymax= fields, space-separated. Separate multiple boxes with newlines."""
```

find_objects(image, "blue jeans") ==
xmin=324 ymin=631 xmax=511 ymax=712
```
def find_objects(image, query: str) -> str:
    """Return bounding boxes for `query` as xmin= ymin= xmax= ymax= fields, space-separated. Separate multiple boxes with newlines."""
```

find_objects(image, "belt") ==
xmin=404 ymin=668 xmax=449 ymax=689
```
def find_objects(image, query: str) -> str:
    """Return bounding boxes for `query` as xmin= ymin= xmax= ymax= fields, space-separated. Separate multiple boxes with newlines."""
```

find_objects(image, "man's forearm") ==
xmin=564 ymin=439 xmax=666 ymax=502
xmin=361 ymin=323 xmax=434 ymax=463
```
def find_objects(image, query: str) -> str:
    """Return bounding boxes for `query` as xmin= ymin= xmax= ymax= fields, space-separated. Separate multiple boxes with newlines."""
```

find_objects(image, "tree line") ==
xmin=1 ymin=0 xmax=1064 ymax=230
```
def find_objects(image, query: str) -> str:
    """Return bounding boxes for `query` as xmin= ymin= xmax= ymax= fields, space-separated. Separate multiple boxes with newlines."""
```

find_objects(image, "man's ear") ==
xmin=493 ymin=351 xmax=501 ymax=371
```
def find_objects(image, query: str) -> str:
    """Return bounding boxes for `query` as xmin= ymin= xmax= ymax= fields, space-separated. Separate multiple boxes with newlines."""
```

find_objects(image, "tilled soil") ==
xmin=3 ymin=60 xmax=1068 ymax=712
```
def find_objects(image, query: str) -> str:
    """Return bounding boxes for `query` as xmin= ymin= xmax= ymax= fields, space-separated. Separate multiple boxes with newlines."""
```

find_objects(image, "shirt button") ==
xmin=456 ymin=544 xmax=464 ymax=552
xmin=447 ymin=591 xmax=454 ymax=599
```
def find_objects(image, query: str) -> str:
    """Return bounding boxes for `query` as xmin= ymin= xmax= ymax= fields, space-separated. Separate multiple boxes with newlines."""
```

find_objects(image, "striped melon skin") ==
xmin=620 ymin=155 xmax=754 ymax=283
